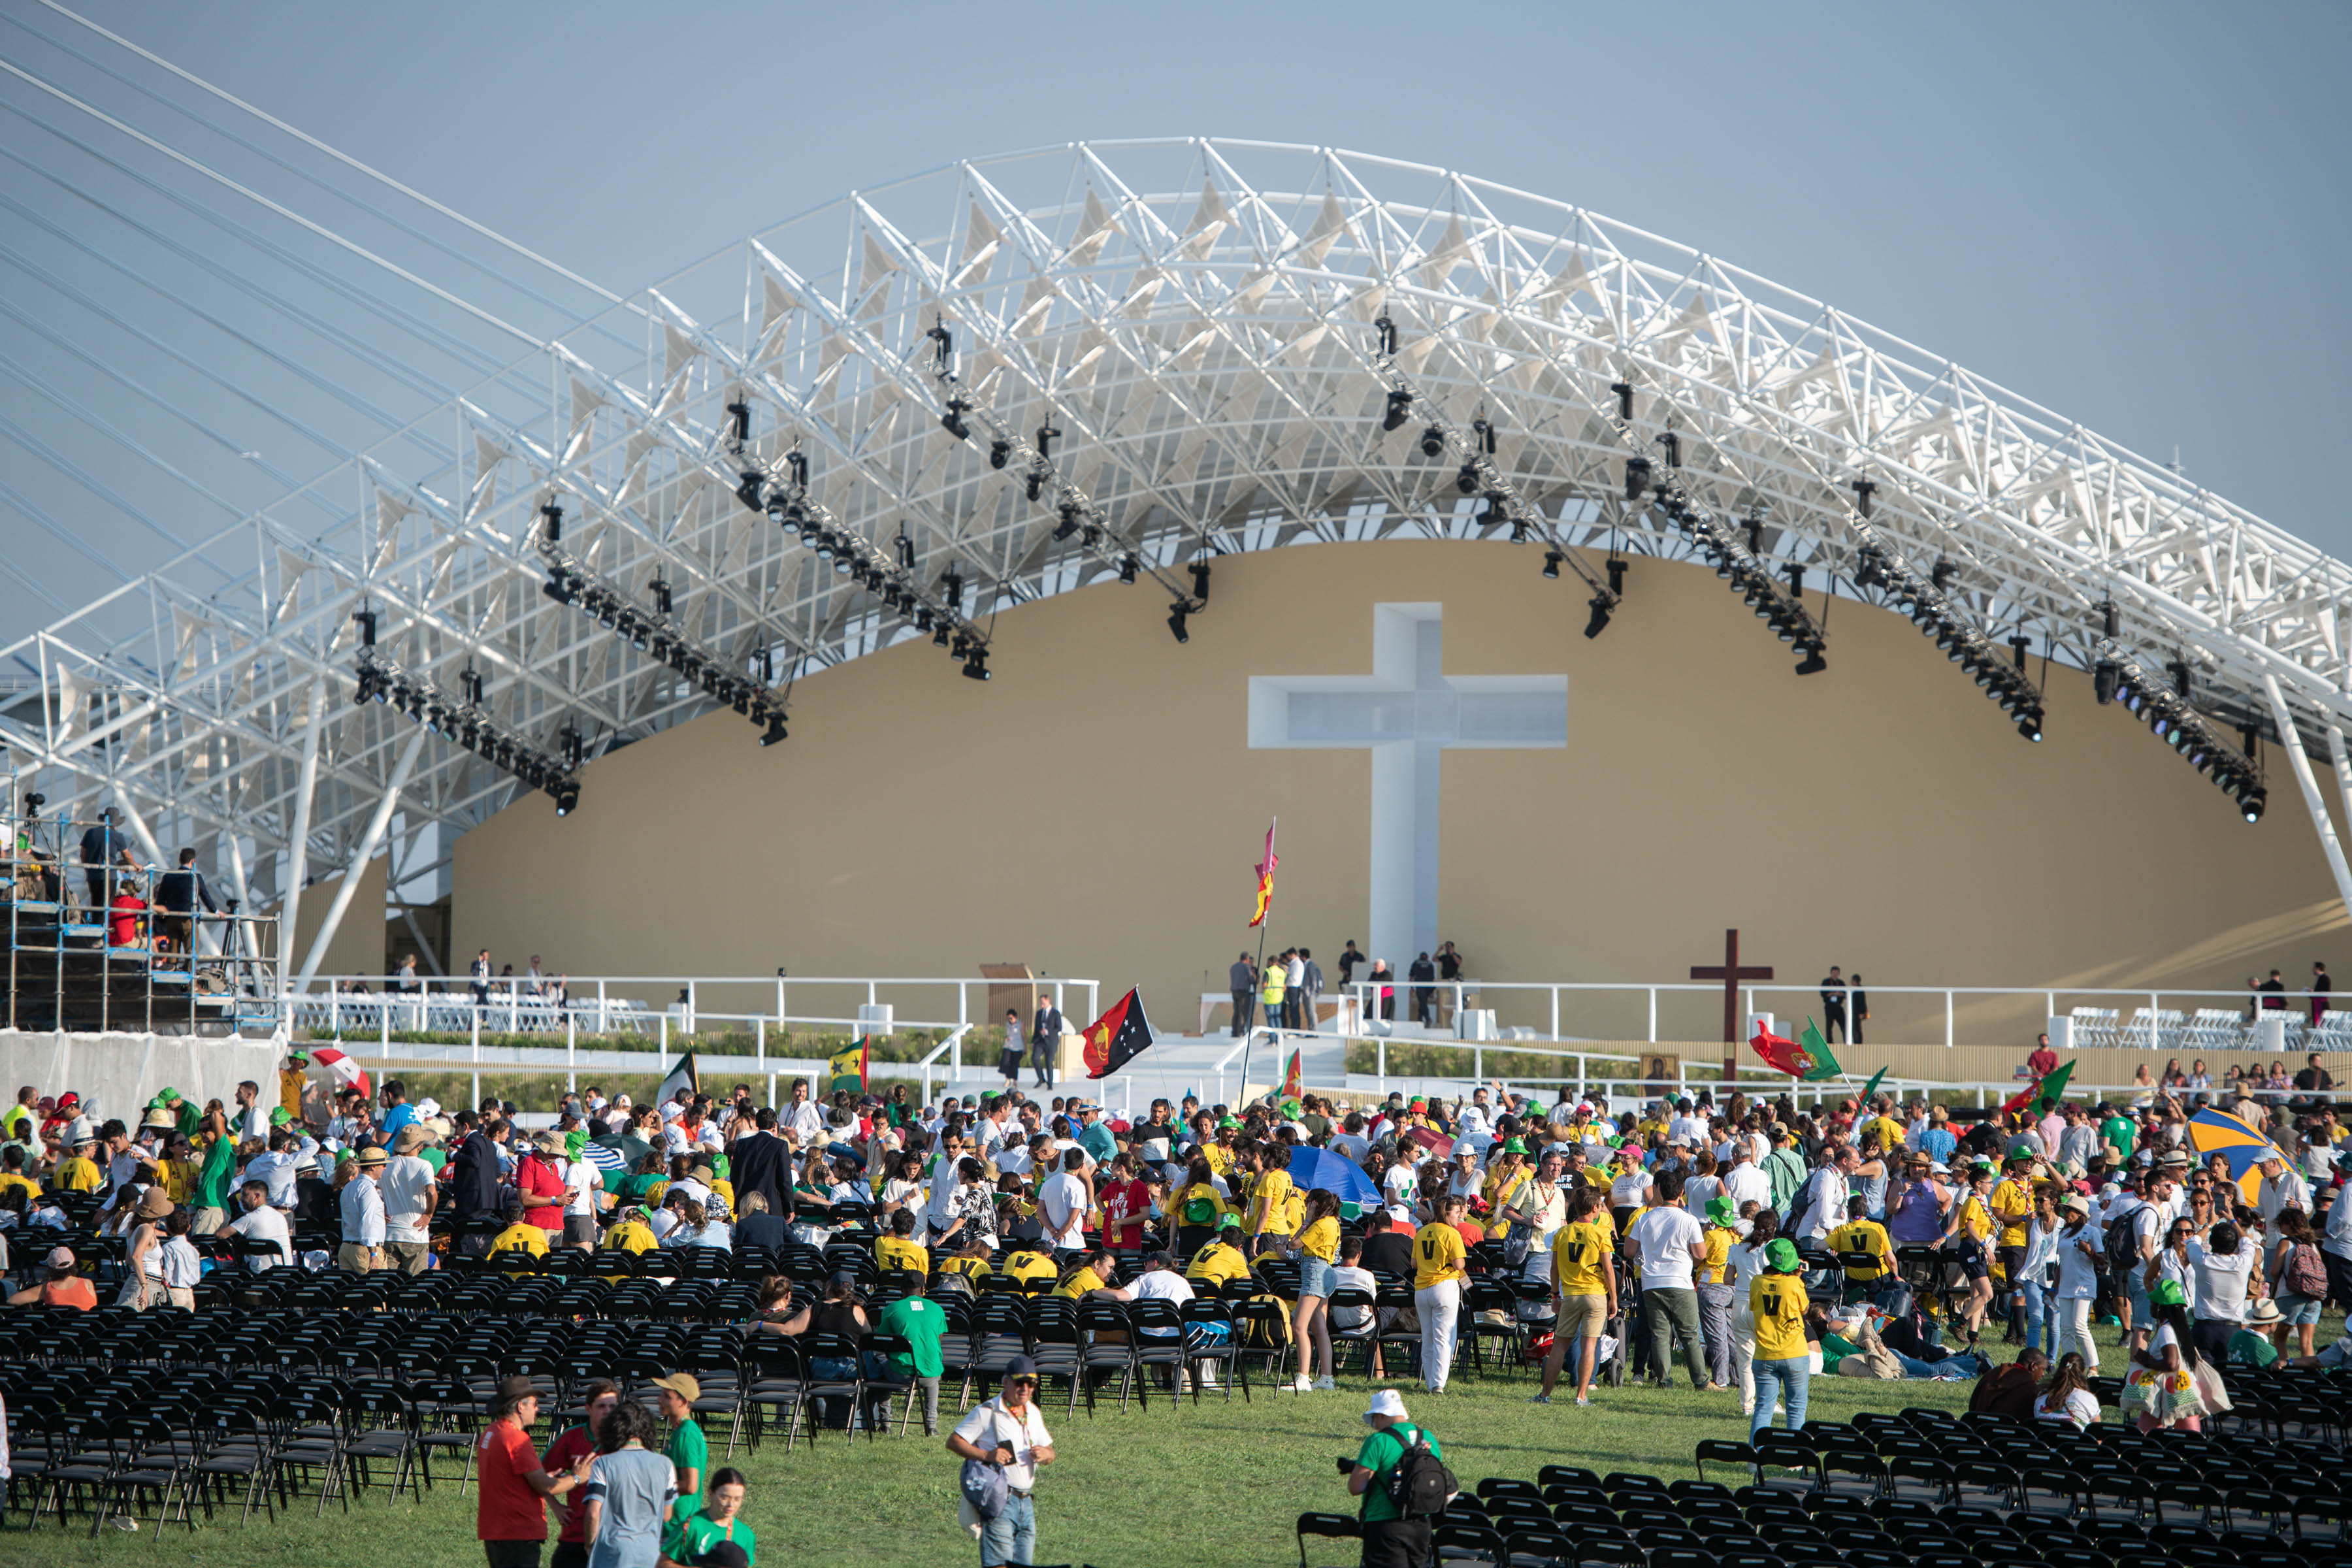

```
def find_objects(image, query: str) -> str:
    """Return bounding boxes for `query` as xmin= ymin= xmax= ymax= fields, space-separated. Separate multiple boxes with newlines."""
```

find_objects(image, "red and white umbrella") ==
xmin=301 ymin=1047 xmax=372 ymax=1122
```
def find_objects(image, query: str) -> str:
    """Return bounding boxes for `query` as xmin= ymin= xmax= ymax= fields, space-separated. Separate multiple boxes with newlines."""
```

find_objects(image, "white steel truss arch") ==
xmin=7 ymin=138 xmax=2352 ymax=939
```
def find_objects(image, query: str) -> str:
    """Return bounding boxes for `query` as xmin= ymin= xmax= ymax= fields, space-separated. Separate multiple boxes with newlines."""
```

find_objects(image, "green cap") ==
xmin=2006 ymin=1139 xmax=2036 ymax=1162
xmin=335 ymin=1148 xmax=356 ymax=1165
xmin=157 ymin=1086 xmax=182 ymax=1103
xmin=267 ymin=1106 xmax=291 ymax=1126
xmin=2147 ymin=1278 xmax=2187 ymax=1309
xmin=1765 ymin=1237 xmax=1801 ymax=1273
xmin=1974 ymin=1160 xmax=1998 ymax=1176
xmin=286 ymin=1051 xmax=309 ymax=1066
xmin=1501 ymin=1137 xmax=1528 ymax=1155
xmin=1280 ymin=1099 xmax=1303 ymax=1119
xmin=1218 ymin=1116 xmax=1241 ymax=1129
xmin=710 ymin=1152 xmax=730 ymax=1180
xmin=1706 ymin=1196 xmax=1737 ymax=1226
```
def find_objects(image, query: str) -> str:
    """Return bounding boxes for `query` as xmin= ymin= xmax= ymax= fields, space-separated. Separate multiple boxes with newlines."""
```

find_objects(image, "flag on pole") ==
xmin=2034 ymin=1059 xmax=2076 ymax=1113
xmin=1749 ymin=1020 xmax=1840 ymax=1082
xmin=1248 ymin=819 xmax=1279 ymax=928
xmin=657 ymin=1051 xmax=697 ymax=1108
xmin=1999 ymin=1078 xmax=2041 ymax=1119
xmin=1281 ymin=1048 xmax=1303 ymax=1099
xmin=827 ymin=1037 xmax=869 ymax=1097
xmin=1856 ymin=1066 xmax=1888 ymax=1107
xmin=1082 ymin=989 xmax=1156 ymax=1079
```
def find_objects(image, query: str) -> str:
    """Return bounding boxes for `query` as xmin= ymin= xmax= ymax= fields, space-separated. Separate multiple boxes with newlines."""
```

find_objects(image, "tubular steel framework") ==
xmin=9 ymin=139 xmax=2352 ymax=961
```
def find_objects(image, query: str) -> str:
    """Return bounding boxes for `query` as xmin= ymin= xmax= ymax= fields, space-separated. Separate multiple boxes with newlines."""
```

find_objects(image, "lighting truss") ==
xmin=535 ymin=504 xmax=791 ymax=743
xmin=1633 ymin=442 xmax=1828 ymax=675
xmin=1373 ymin=342 xmax=1624 ymax=638
xmin=354 ymin=648 xmax=582 ymax=815
xmin=2098 ymin=642 xmax=2266 ymax=822
xmin=925 ymin=324 xmax=1207 ymax=642
xmin=727 ymin=436 xmax=996 ymax=681
xmin=1851 ymin=521 xmax=2046 ymax=740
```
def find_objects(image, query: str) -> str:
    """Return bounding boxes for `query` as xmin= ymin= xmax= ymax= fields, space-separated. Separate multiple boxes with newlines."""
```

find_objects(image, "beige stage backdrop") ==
xmin=451 ymin=541 xmax=2351 ymax=1050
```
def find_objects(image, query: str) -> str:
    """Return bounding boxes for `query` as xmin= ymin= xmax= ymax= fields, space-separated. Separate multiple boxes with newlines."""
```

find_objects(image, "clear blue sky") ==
xmin=15 ymin=0 xmax=2352 ymax=627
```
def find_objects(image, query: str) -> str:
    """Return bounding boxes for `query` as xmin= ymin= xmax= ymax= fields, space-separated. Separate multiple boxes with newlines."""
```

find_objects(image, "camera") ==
xmin=22 ymin=792 xmax=44 ymax=817
xmin=1336 ymin=1456 xmax=1357 ymax=1473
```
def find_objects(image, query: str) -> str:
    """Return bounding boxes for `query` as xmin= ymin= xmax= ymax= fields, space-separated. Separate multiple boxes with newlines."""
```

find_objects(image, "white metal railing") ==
xmin=1340 ymin=977 xmax=2348 ymax=1052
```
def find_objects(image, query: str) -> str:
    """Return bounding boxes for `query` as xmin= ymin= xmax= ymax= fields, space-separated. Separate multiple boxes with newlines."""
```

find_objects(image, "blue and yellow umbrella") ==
xmin=2187 ymin=1106 xmax=2279 ymax=1205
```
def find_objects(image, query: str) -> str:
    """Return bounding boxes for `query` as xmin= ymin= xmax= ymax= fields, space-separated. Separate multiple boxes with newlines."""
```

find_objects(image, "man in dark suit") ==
xmin=1031 ymin=998 xmax=1064 ymax=1088
xmin=1408 ymin=953 xmax=1437 ymax=1026
xmin=1820 ymin=966 xmax=1849 ymax=1043
xmin=1229 ymin=953 xmax=1256 ymax=1037
xmin=727 ymin=1107 xmax=794 ymax=1220
xmin=444 ymin=1111 xmax=504 ymax=1256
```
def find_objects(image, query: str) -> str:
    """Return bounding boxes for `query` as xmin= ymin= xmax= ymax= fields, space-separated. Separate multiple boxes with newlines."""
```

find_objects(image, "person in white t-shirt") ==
xmin=1720 ymin=1145 xmax=1771 ymax=1213
xmin=2184 ymin=1220 xmax=2257 ymax=1364
xmin=1626 ymin=1169 xmax=1710 ymax=1390
xmin=225 ymin=1179 xmax=291 ymax=1271
xmin=2051 ymin=1194 xmax=2104 ymax=1371
xmin=561 ymin=1151 xmax=605 ymax=1250
xmin=1036 ymin=1149 xmax=1091 ymax=1254
xmin=155 ymin=1209 xmax=201 ymax=1309
xmin=948 ymin=1356 xmax=1055 ymax=1562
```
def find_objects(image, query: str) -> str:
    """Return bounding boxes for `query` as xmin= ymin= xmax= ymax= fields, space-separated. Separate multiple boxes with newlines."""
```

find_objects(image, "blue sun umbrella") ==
xmin=1284 ymin=1145 xmax=1381 ymax=1217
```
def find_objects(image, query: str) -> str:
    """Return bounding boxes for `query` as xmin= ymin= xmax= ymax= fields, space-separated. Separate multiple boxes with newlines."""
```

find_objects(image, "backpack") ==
xmin=1182 ymin=1191 xmax=1220 ymax=1227
xmin=2101 ymin=1203 xmax=2142 ymax=1271
xmin=2283 ymin=1241 xmax=2328 ymax=1299
xmin=1379 ymin=1424 xmax=1458 ymax=1519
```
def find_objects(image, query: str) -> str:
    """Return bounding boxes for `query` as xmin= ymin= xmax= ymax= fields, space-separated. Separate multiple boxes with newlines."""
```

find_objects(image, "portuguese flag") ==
xmin=827 ymin=1037 xmax=868 ymax=1097
xmin=1750 ymin=1019 xmax=1842 ymax=1082
xmin=1083 ymin=988 xmax=1156 ymax=1078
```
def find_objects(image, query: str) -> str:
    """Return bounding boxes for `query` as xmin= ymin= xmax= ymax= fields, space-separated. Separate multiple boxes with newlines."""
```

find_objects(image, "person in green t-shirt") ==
xmin=653 ymin=1373 xmax=709 ymax=1557
xmin=2099 ymin=1109 xmax=2136 ymax=1162
xmin=875 ymin=1275 xmax=949 ymax=1436
xmin=1345 ymin=1388 xmax=1442 ymax=1565
xmin=679 ymin=1467 xmax=755 ymax=1564
xmin=190 ymin=1109 xmax=238 ymax=1234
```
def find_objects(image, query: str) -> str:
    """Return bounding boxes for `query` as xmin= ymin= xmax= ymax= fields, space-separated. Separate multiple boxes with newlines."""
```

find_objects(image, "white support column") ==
xmin=2262 ymin=674 xmax=2352 ymax=930
xmin=2327 ymin=724 xmax=2352 ymax=855
xmin=274 ymin=677 xmax=329 ymax=1002
xmin=295 ymin=725 xmax=428 ymax=988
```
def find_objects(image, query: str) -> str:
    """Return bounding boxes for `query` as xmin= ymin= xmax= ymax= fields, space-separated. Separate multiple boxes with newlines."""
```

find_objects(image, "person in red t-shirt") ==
xmin=539 ymin=1379 xmax=619 ymax=1568
xmin=2026 ymin=1034 xmax=2059 ymax=1079
xmin=478 ymin=1375 xmax=591 ymax=1567
xmin=516 ymin=1134 xmax=570 ymax=1235
xmin=1097 ymin=1154 xmax=1152 ymax=1253
xmin=108 ymin=890 xmax=148 ymax=948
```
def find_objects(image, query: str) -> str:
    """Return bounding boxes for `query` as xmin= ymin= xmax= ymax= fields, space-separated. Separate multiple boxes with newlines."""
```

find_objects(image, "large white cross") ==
xmin=1248 ymin=602 xmax=1566 ymax=970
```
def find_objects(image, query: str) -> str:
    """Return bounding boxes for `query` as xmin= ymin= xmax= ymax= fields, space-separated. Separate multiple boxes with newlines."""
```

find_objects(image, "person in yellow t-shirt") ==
xmin=938 ymin=1241 xmax=994 ymax=1284
xmin=875 ymin=1209 xmax=930 ymax=1277
xmin=1053 ymin=1247 xmax=1112 ymax=1299
xmin=0 ymin=1151 xmax=41 ymax=1206
xmin=1287 ymin=1190 xmax=1344 ymax=1392
xmin=1747 ymin=1237 xmax=1814 ymax=1436
xmin=1824 ymin=1195 xmax=1896 ymax=1290
xmin=1413 ymin=1194 xmax=1471 ymax=1394
xmin=1863 ymin=1109 xmax=1906 ymax=1157
xmin=489 ymin=1206 xmax=551 ymax=1260
xmin=1482 ymin=1143 xmax=1531 ymax=1237
xmin=1247 ymin=1145 xmax=1296 ymax=1256
xmin=1940 ymin=1163 xmax=1999 ymax=1344
xmin=1002 ymin=1247 xmax=1058 ymax=1286
xmin=604 ymin=1209 xmax=659 ymax=1254
xmin=1693 ymin=1195 xmax=1744 ymax=1392
xmin=1168 ymin=1156 xmax=1232 ymax=1257
xmin=1537 ymin=1186 xmax=1619 ymax=1405
xmin=52 ymin=1142 xmax=103 ymax=1193
xmin=1988 ymin=1149 xmax=2038 ymax=1280
xmin=1186 ymin=1223 xmax=1251 ymax=1291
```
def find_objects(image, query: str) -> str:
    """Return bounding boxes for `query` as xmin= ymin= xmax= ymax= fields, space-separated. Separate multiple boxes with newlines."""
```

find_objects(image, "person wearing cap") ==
xmin=337 ymin=1144 xmax=389 ymax=1273
xmin=1937 ymin=1162 xmax=1999 ymax=1348
xmin=1989 ymin=1145 xmax=2040 ymax=1286
xmin=380 ymin=1124 xmax=439 ymax=1274
xmin=7 ymin=1244 xmax=97 ymax=1309
xmin=1343 ymin=1387 xmax=1443 ymax=1568
xmin=514 ymin=1130 xmax=569 ymax=1243
xmin=1747 ymin=1237 xmax=1812 ymax=1435
xmin=948 ymin=1352 xmax=1056 ymax=1564
xmin=875 ymin=1268 xmax=949 ymax=1437
xmin=477 ymin=1373 xmax=593 ymax=1565
xmin=649 ymin=1373 xmax=710 ymax=1554
xmin=2051 ymin=1190 xmax=2104 ymax=1371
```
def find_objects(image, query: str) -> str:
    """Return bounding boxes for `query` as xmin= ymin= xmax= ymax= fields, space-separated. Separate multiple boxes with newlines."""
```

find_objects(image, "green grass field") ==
xmin=7 ymin=1342 xmax=2008 ymax=1567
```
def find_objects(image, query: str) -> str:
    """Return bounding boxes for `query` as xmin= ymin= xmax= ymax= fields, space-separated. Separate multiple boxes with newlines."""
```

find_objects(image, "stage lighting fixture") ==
xmin=1622 ymin=457 xmax=1650 ymax=500
xmin=2167 ymin=659 xmax=2191 ymax=697
xmin=941 ymin=571 xmax=964 ymax=610
xmin=725 ymin=400 xmax=750 ymax=446
xmin=734 ymin=470 xmax=764 ymax=512
xmin=832 ymin=553 xmax=854 ymax=576
xmin=1542 ymin=549 xmax=1562 ymax=580
xmin=1382 ymin=390 xmax=1414 ymax=432
xmin=1024 ymin=470 xmax=1045 ymax=502
xmin=914 ymin=608 xmax=934 ymax=632
xmin=2102 ymin=601 xmax=2120 ymax=639
xmin=962 ymin=649 xmax=990 ymax=681
xmin=558 ymin=724 xmax=583 ymax=769
xmin=1190 ymin=561 xmax=1212 ymax=602
xmin=1118 ymin=555 xmax=1139 ymax=585
xmin=1419 ymin=427 xmax=1446 ymax=459
xmin=553 ymin=781 xmax=580 ymax=817
xmin=896 ymin=528 xmax=916 ymax=570
xmin=1053 ymin=505 xmax=1081 ymax=541
xmin=810 ymin=532 xmax=834 ymax=560
xmin=990 ymin=438 xmax=1011 ymax=469
xmin=1932 ymin=560 xmax=1957 ymax=591
xmin=353 ymin=607 xmax=377 ymax=647
xmin=1610 ymin=381 xmax=1634 ymax=420
xmin=1657 ymin=431 xmax=1679 ymax=470
xmin=932 ymin=624 xmax=951 ymax=647
xmin=540 ymin=577 xmax=572 ymax=609
xmin=1606 ymin=558 xmax=1627 ymax=595
xmin=2010 ymin=636 xmax=2032 ymax=670
xmin=1583 ymin=593 xmax=1614 ymax=640
xmin=1456 ymin=463 xmax=1480 ymax=496
xmin=540 ymin=500 xmax=564 ymax=542
xmin=1509 ymin=516 xmax=1530 ymax=544
xmin=1852 ymin=478 xmax=1875 ymax=519
xmin=1167 ymin=603 xmax=1190 ymax=644
xmin=649 ymin=576 xmax=672 ymax=615
xmin=759 ymin=712 xmax=788 ymax=747
xmin=1795 ymin=644 xmax=1828 ymax=676
xmin=1035 ymin=422 xmax=1060 ymax=459
xmin=1472 ymin=417 xmax=1497 ymax=455
xmin=460 ymin=664 xmax=483 ymax=705
xmin=1786 ymin=565 xmax=1805 ymax=596
xmin=941 ymin=399 xmax=973 ymax=440
xmin=1375 ymin=314 xmax=1397 ymax=355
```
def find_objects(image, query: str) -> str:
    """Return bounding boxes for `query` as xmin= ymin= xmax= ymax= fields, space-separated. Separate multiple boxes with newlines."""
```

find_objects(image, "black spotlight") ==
xmin=1382 ymin=390 xmax=1414 ymax=432
xmin=734 ymin=470 xmax=764 ymax=512
xmin=1795 ymin=643 xmax=1828 ymax=676
xmin=1852 ymin=478 xmax=1876 ymax=519
xmin=1190 ymin=561 xmax=1211 ymax=601
xmin=1456 ymin=463 xmax=1480 ymax=496
xmin=353 ymin=607 xmax=378 ymax=646
xmin=1117 ymin=555 xmax=1139 ymax=585
xmin=540 ymin=500 xmax=564 ymax=542
xmin=725 ymin=400 xmax=750 ymax=446
xmin=1656 ymin=431 xmax=1679 ymax=470
xmin=962 ymin=648 xmax=990 ymax=681
xmin=1583 ymin=593 xmax=1614 ymax=640
xmin=1622 ymin=457 xmax=1650 ymax=501
xmin=1610 ymin=380 xmax=1634 ymax=420
xmin=553 ymin=781 xmax=580 ymax=817
xmin=1024 ymin=470 xmax=1045 ymax=502
xmin=941 ymin=399 xmax=972 ymax=440
xmin=1419 ymin=427 xmax=1445 ymax=459
xmin=649 ymin=575 xmax=672 ymax=615
xmin=1166 ymin=602 xmax=1190 ymax=644
xmin=2017 ymin=712 xmax=2044 ymax=743
xmin=1605 ymin=557 xmax=1627 ymax=595
xmin=758 ymin=711 xmax=788 ymax=746
xmin=1035 ymin=421 xmax=1060 ymax=459
xmin=461 ymin=663 xmax=483 ymax=705
xmin=2241 ymin=786 xmax=2266 ymax=824
xmin=1542 ymin=549 xmax=1563 ymax=580
xmin=989 ymin=438 xmax=1011 ymax=470
xmin=2093 ymin=661 xmax=2120 ymax=704
xmin=1053 ymin=505 xmax=1081 ymax=541
xmin=941 ymin=570 xmax=964 ymax=609
xmin=932 ymin=623 xmax=951 ymax=648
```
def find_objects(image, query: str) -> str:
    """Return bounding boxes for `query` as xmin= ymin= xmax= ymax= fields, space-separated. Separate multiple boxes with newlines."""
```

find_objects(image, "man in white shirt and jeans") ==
xmin=1037 ymin=1149 xmax=1092 ymax=1256
xmin=1626 ymin=1169 xmax=1712 ymax=1390
xmin=948 ymin=1354 xmax=1055 ymax=1567
xmin=379 ymin=1125 xmax=439 ymax=1275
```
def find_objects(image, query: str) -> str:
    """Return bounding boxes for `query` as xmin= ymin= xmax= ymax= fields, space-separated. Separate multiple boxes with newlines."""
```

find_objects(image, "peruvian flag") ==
xmin=1082 ymin=988 xmax=1156 ymax=1079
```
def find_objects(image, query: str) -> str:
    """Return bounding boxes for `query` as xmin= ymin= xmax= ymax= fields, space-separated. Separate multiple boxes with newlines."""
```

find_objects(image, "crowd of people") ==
xmin=0 ymin=1049 xmax=2344 ymax=1564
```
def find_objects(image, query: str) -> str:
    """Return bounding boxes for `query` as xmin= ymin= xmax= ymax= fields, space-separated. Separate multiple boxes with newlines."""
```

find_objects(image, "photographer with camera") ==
xmin=1339 ymin=1388 xmax=1454 ymax=1568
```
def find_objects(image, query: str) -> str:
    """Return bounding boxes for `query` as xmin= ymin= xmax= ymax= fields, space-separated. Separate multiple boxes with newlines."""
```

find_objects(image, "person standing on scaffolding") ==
xmin=77 ymin=807 xmax=135 ymax=914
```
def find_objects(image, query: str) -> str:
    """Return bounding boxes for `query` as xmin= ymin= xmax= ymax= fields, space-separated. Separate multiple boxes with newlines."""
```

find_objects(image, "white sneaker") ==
xmin=1313 ymin=1375 xmax=1335 ymax=1391
xmin=1289 ymin=1375 xmax=1315 ymax=1392
xmin=1575 ymin=1394 xmax=1591 ymax=1407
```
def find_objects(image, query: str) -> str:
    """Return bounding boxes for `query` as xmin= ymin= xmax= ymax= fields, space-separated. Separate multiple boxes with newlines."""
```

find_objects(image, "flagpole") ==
xmin=1236 ymin=816 xmax=1275 ymax=1112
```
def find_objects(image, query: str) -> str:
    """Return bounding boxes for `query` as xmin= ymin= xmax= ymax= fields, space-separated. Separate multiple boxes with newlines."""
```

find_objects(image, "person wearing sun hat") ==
xmin=1343 ymin=1386 xmax=1444 ymax=1568
xmin=1748 ymin=1236 xmax=1814 ymax=1435
xmin=1693 ymin=1194 xmax=1746 ymax=1390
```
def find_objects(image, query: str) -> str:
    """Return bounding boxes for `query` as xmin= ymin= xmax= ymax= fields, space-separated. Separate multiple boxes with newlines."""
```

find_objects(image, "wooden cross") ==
xmin=1690 ymin=928 xmax=1772 ymax=1077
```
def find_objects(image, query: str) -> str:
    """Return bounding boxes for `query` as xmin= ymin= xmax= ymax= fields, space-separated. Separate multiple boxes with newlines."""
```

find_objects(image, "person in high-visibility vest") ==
xmin=1260 ymin=952 xmax=1288 ymax=1032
